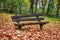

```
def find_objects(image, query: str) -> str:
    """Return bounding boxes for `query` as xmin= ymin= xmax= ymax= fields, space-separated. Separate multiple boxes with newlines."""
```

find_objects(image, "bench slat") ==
xmin=12 ymin=13 xmax=42 ymax=19
xmin=14 ymin=22 xmax=49 ymax=26
xmin=12 ymin=18 xmax=44 ymax=22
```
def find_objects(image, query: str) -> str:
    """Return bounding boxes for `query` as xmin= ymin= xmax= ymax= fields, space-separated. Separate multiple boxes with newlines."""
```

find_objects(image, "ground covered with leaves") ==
xmin=0 ymin=13 xmax=60 ymax=40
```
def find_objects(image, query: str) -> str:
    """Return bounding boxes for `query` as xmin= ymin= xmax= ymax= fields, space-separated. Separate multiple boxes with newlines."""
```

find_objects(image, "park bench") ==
xmin=12 ymin=13 xmax=49 ymax=30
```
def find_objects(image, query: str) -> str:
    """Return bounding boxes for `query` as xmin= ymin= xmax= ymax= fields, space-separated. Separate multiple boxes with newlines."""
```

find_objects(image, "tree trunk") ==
xmin=42 ymin=0 xmax=47 ymax=14
xmin=46 ymin=3 xmax=50 ymax=15
xmin=56 ymin=0 xmax=60 ymax=17
xmin=56 ymin=4 xmax=59 ymax=17
xmin=35 ymin=0 xmax=38 ymax=13
xmin=20 ymin=5 xmax=21 ymax=14
xmin=46 ymin=0 xmax=51 ymax=15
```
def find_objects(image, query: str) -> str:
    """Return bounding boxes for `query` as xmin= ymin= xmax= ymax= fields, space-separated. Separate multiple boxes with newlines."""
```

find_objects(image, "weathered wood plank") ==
xmin=12 ymin=13 xmax=42 ymax=19
xmin=12 ymin=18 xmax=44 ymax=22
xmin=14 ymin=22 xmax=49 ymax=26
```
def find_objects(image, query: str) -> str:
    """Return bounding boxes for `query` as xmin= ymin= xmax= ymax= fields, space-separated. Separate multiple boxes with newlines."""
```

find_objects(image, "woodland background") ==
xmin=0 ymin=0 xmax=60 ymax=40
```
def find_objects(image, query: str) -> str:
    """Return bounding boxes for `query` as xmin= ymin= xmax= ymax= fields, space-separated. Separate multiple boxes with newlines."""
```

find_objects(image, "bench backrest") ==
xmin=12 ymin=13 xmax=44 ymax=22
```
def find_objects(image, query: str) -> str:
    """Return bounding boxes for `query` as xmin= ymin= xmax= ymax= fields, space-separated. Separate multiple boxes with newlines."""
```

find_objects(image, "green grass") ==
xmin=44 ymin=16 xmax=60 ymax=23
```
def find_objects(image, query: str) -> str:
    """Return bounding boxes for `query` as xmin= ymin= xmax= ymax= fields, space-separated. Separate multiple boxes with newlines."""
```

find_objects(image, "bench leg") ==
xmin=39 ymin=24 xmax=43 ymax=30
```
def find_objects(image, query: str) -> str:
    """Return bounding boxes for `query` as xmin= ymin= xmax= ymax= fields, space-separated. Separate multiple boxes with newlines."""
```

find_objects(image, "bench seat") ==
xmin=14 ymin=22 xmax=49 ymax=26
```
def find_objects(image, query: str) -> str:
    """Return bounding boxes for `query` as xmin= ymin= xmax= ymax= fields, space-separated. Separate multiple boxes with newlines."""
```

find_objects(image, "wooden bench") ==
xmin=11 ymin=13 xmax=49 ymax=30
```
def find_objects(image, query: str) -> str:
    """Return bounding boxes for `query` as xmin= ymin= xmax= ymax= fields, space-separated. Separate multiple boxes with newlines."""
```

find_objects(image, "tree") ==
xmin=56 ymin=0 xmax=60 ymax=17
xmin=42 ymin=0 xmax=47 ymax=14
xmin=46 ymin=0 xmax=55 ymax=15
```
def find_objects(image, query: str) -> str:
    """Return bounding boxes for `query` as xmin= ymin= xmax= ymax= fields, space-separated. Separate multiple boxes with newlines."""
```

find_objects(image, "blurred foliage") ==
xmin=0 ymin=0 xmax=60 ymax=17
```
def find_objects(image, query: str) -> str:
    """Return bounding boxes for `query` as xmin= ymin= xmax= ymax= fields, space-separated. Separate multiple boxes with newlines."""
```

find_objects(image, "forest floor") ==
xmin=0 ymin=13 xmax=60 ymax=40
